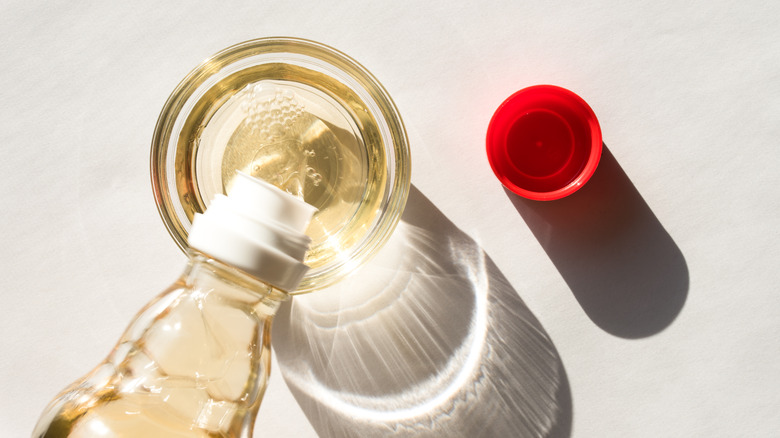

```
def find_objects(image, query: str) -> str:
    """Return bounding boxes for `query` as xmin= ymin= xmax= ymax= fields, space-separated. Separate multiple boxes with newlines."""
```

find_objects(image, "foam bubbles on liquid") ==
xmin=237 ymin=84 xmax=325 ymax=194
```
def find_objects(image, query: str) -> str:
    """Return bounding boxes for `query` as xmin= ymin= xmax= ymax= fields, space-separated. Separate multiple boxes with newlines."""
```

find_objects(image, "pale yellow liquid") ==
xmin=33 ymin=259 xmax=283 ymax=438
xmin=174 ymin=64 xmax=388 ymax=270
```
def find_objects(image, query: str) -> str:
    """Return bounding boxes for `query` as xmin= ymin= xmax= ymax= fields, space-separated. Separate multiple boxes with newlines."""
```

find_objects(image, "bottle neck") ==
xmin=185 ymin=249 xmax=290 ymax=310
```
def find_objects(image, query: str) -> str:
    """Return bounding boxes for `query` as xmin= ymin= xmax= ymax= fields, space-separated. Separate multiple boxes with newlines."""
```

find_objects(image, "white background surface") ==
xmin=2 ymin=1 xmax=779 ymax=437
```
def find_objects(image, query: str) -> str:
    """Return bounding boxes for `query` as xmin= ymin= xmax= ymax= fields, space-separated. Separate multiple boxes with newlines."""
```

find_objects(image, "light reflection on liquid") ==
xmin=273 ymin=187 xmax=571 ymax=437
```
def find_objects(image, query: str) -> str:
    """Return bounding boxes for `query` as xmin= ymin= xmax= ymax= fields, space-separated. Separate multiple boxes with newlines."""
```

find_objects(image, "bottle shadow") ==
xmin=507 ymin=145 xmax=689 ymax=339
xmin=273 ymin=185 xmax=572 ymax=437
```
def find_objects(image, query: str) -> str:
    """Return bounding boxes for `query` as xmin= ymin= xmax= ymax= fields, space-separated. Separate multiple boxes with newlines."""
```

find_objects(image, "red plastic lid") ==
xmin=486 ymin=85 xmax=602 ymax=201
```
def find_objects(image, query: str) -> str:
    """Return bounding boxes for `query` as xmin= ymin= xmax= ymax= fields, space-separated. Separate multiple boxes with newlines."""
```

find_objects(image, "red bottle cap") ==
xmin=486 ymin=85 xmax=602 ymax=201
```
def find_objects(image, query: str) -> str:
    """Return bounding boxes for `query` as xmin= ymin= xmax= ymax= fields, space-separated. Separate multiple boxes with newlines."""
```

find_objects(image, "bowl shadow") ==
xmin=272 ymin=185 xmax=572 ymax=437
xmin=507 ymin=145 xmax=689 ymax=339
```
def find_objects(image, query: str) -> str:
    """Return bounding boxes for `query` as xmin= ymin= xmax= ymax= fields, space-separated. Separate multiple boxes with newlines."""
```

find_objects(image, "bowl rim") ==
xmin=150 ymin=37 xmax=411 ymax=293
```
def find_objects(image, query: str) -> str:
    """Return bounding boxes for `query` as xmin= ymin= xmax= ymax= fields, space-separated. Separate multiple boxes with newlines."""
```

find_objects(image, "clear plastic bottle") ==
xmin=33 ymin=173 xmax=316 ymax=438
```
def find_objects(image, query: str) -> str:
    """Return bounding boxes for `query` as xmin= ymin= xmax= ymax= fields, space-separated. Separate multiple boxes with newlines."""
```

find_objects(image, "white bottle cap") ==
xmin=188 ymin=172 xmax=317 ymax=292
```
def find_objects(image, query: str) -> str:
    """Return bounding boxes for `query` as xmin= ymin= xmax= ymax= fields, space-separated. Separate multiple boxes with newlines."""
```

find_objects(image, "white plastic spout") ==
xmin=227 ymin=172 xmax=316 ymax=233
xmin=188 ymin=172 xmax=317 ymax=292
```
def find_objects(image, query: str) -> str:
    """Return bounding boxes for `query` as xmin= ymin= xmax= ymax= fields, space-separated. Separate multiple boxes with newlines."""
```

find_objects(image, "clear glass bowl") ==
xmin=151 ymin=37 xmax=410 ymax=294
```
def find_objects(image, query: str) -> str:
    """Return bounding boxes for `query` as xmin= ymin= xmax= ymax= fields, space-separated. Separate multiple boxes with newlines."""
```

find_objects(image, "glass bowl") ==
xmin=151 ymin=37 xmax=410 ymax=294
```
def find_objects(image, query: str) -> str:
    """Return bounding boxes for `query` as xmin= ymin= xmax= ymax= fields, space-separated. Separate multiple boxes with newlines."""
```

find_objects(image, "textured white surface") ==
xmin=1 ymin=1 xmax=779 ymax=437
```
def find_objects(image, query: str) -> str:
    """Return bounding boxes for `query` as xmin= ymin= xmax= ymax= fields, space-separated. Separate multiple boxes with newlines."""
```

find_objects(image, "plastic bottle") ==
xmin=32 ymin=172 xmax=316 ymax=438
